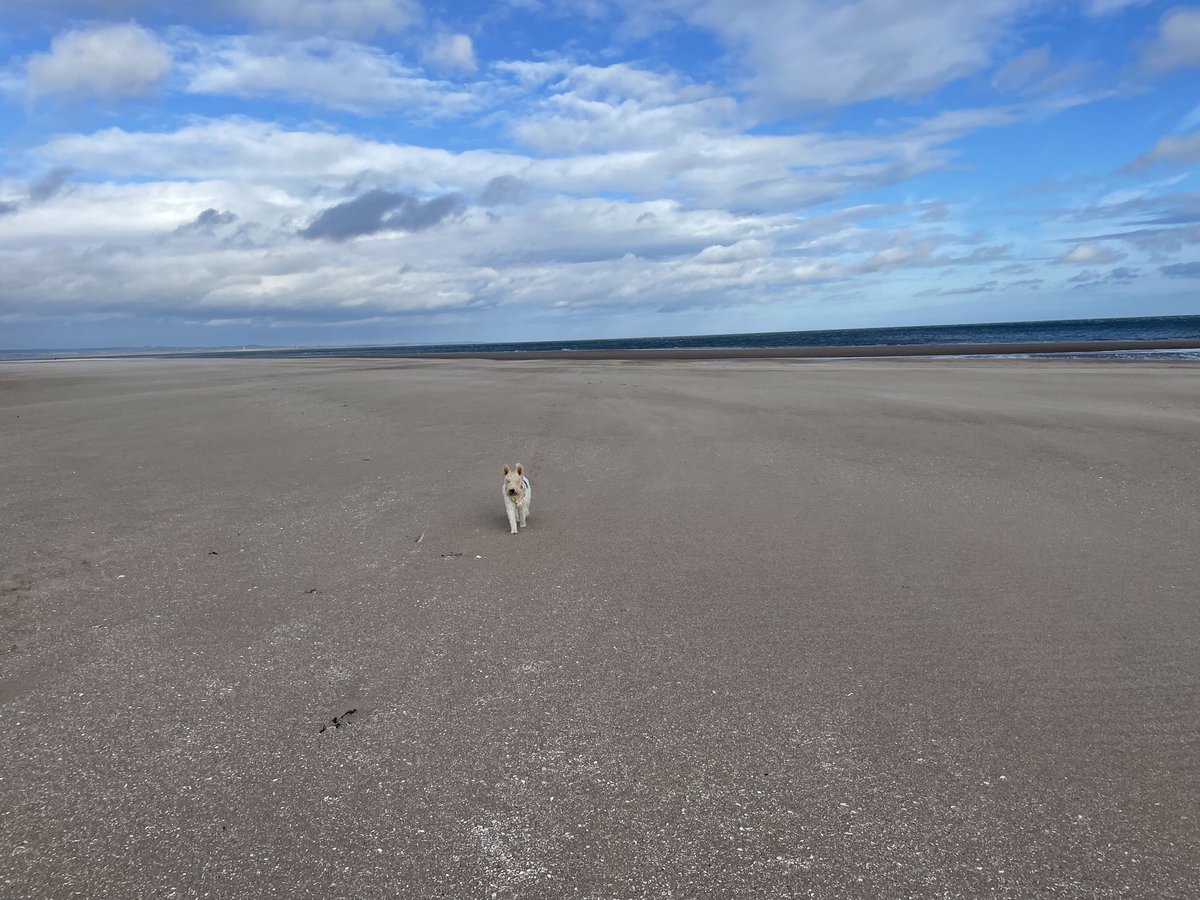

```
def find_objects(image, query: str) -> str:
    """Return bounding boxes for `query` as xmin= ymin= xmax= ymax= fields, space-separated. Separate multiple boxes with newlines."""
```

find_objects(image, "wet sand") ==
xmin=2 ymin=357 xmax=1198 ymax=898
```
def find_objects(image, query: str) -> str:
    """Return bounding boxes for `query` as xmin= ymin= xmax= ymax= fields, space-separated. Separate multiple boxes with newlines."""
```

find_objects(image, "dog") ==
xmin=501 ymin=464 xmax=532 ymax=534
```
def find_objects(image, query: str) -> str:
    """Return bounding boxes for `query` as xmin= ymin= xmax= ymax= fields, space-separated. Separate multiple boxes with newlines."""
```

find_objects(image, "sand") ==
xmin=1 ymin=356 xmax=1198 ymax=898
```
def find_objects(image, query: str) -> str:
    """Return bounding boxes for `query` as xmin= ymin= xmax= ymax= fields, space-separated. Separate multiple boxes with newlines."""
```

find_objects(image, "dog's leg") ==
xmin=506 ymin=501 xmax=519 ymax=534
xmin=518 ymin=500 xmax=527 ymax=528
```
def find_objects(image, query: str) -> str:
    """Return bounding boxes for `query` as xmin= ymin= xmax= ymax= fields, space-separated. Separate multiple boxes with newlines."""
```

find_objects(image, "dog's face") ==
xmin=502 ymin=463 xmax=527 ymax=504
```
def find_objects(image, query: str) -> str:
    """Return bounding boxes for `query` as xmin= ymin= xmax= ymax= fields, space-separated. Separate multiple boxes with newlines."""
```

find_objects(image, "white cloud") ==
xmin=1053 ymin=242 xmax=1126 ymax=265
xmin=6 ymin=0 xmax=420 ymax=37
xmin=1125 ymin=132 xmax=1200 ymax=170
xmin=1083 ymin=0 xmax=1151 ymax=15
xmin=238 ymin=0 xmax=420 ymax=37
xmin=0 ymin=178 xmax=296 ymax=250
xmin=639 ymin=0 xmax=1033 ymax=111
xmin=423 ymin=33 xmax=477 ymax=73
xmin=0 ymin=159 xmax=1008 ymax=329
xmin=509 ymin=64 xmax=737 ymax=153
xmin=36 ymin=104 xmax=1016 ymax=217
xmin=1143 ymin=7 xmax=1200 ymax=73
xmin=1055 ymin=189 xmax=1200 ymax=257
xmin=0 ymin=65 xmax=23 ymax=102
xmin=27 ymin=23 xmax=172 ymax=99
xmin=454 ymin=196 xmax=793 ymax=267
xmin=993 ymin=45 xmax=1052 ymax=92
xmin=0 ymin=185 xmax=786 ymax=320
xmin=492 ymin=59 xmax=570 ymax=88
xmin=37 ymin=118 xmax=528 ymax=193
xmin=1179 ymin=101 xmax=1200 ymax=133
xmin=182 ymin=36 xmax=482 ymax=116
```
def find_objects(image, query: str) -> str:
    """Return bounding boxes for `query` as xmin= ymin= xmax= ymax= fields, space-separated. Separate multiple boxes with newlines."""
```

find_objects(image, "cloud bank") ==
xmin=1 ymin=1 xmax=1197 ymax=348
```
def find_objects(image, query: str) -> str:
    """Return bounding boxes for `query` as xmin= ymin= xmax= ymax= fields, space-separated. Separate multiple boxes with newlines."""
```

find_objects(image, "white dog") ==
xmin=501 ymin=464 xmax=532 ymax=534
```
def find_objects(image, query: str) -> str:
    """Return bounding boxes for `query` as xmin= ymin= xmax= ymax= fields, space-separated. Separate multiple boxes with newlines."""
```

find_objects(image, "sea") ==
xmin=5 ymin=314 xmax=1200 ymax=361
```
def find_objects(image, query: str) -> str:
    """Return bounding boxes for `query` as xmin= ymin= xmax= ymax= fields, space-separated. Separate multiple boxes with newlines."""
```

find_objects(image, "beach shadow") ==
xmin=471 ymin=500 xmax=548 ymax=536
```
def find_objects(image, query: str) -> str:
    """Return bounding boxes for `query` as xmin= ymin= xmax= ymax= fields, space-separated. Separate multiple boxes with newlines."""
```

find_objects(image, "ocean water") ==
xmin=6 ymin=314 xmax=1200 ymax=361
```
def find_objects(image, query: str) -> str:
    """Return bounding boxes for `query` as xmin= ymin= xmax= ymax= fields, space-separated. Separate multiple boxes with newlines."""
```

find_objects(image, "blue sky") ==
xmin=0 ymin=0 xmax=1197 ymax=349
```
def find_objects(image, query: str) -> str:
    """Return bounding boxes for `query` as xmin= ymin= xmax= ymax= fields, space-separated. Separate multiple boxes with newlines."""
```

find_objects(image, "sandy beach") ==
xmin=2 ymin=356 xmax=1198 ymax=898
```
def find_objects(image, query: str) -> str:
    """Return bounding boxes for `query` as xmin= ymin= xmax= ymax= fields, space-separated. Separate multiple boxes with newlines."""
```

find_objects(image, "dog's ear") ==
xmin=516 ymin=463 xmax=524 ymax=476
xmin=503 ymin=464 xmax=511 ymax=475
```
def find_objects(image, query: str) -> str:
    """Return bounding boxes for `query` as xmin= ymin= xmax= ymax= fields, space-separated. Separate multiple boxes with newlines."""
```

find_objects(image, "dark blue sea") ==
xmin=6 ymin=314 xmax=1200 ymax=361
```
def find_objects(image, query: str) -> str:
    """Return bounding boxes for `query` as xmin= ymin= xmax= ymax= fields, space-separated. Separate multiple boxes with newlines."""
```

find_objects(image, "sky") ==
xmin=0 ymin=0 xmax=1198 ymax=349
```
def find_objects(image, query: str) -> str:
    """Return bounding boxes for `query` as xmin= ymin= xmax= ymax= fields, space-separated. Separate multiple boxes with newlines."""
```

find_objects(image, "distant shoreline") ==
xmin=359 ymin=338 xmax=1200 ymax=361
